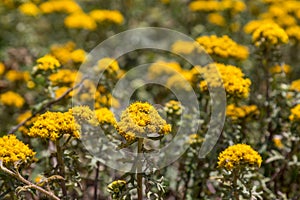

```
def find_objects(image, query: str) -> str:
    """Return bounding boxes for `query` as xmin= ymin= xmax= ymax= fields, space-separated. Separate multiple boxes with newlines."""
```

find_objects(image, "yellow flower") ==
xmin=171 ymin=40 xmax=196 ymax=54
xmin=208 ymin=13 xmax=225 ymax=27
xmin=273 ymin=135 xmax=283 ymax=149
xmin=196 ymin=35 xmax=249 ymax=60
xmin=226 ymin=104 xmax=259 ymax=121
xmin=35 ymin=54 xmax=61 ymax=71
xmin=70 ymin=49 xmax=86 ymax=63
xmin=289 ymin=104 xmax=300 ymax=121
xmin=164 ymin=100 xmax=183 ymax=116
xmin=16 ymin=111 xmax=38 ymax=134
xmin=5 ymin=70 xmax=30 ymax=82
xmin=0 ymin=62 xmax=5 ymax=75
xmin=218 ymin=144 xmax=262 ymax=171
xmin=199 ymin=63 xmax=251 ymax=98
xmin=117 ymin=102 xmax=171 ymax=142
xmin=0 ymin=91 xmax=25 ymax=108
xmin=188 ymin=133 xmax=203 ymax=145
xmin=290 ymin=79 xmax=300 ymax=92
xmin=19 ymin=2 xmax=40 ymax=16
xmin=244 ymin=19 xmax=274 ymax=34
xmin=49 ymin=69 xmax=80 ymax=86
xmin=148 ymin=61 xmax=182 ymax=79
xmin=39 ymin=0 xmax=81 ymax=14
xmin=96 ymin=57 xmax=120 ymax=74
xmin=189 ymin=1 xmax=222 ymax=12
xmin=95 ymin=107 xmax=117 ymax=127
xmin=68 ymin=106 xmax=99 ymax=127
xmin=107 ymin=180 xmax=126 ymax=197
xmin=286 ymin=26 xmax=300 ymax=42
xmin=50 ymin=42 xmax=75 ymax=65
xmin=64 ymin=12 xmax=97 ymax=31
xmin=252 ymin=23 xmax=289 ymax=46
xmin=269 ymin=64 xmax=291 ymax=74
xmin=28 ymin=111 xmax=81 ymax=141
xmin=89 ymin=10 xmax=124 ymax=24
xmin=0 ymin=135 xmax=36 ymax=165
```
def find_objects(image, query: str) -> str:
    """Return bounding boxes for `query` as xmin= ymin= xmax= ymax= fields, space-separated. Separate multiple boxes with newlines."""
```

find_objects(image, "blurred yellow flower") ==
xmin=90 ymin=10 xmax=124 ymax=24
xmin=39 ymin=0 xmax=81 ymax=14
xmin=196 ymin=35 xmax=249 ymax=60
xmin=226 ymin=104 xmax=259 ymax=121
xmin=70 ymin=49 xmax=86 ymax=63
xmin=289 ymin=104 xmax=300 ymax=121
xmin=218 ymin=144 xmax=262 ymax=171
xmin=0 ymin=134 xmax=36 ymax=165
xmin=290 ymin=79 xmax=300 ymax=92
xmin=35 ymin=54 xmax=61 ymax=71
xmin=0 ymin=91 xmax=25 ymax=108
xmin=64 ymin=12 xmax=97 ymax=31
xmin=95 ymin=107 xmax=117 ymax=127
xmin=0 ymin=62 xmax=5 ymax=75
xmin=208 ymin=13 xmax=225 ymax=27
xmin=19 ymin=2 xmax=40 ymax=16
xmin=269 ymin=64 xmax=291 ymax=74
xmin=252 ymin=23 xmax=288 ymax=46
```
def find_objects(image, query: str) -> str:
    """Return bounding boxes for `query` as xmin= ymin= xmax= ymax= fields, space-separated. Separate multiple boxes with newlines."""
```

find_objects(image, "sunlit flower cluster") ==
xmin=50 ymin=42 xmax=86 ymax=65
xmin=107 ymin=180 xmax=127 ymax=198
xmin=117 ymin=102 xmax=171 ymax=142
xmin=171 ymin=40 xmax=197 ymax=55
xmin=5 ymin=70 xmax=30 ymax=82
xmin=19 ymin=2 xmax=40 ymax=16
xmin=39 ymin=0 xmax=81 ymax=14
xmin=289 ymin=104 xmax=300 ymax=121
xmin=95 ymin=107 xmax=117 ymax=127
xmin=196 ymin=35 xmax=249 ymax=60
xmin=188 ymin=133 xmax=203 ymax=145
xmin=148 ymin=61 xmax=182 ymax=79
xmin=34 ymin=54 xmax=61 ymax=71
xmin=0 ymin=135 xmax=36 ymax=165
xmin=0 ymin=91 xmax=25 ymax=108
xmin=252 ymin=23 xmax=289 ymax=46
xmin=17 ymin=111 xmax=38 ymax=134
xmin=208 ymin=13 xmax=225 ymax=27
xmin=89 ymin=10 xmax=124 ymax=24
xmin=0 ymin=62 xmax=5 ymax=75
xmin=64 ymin=12 xmax=97 ymax=31
xmin=28 ymin=111 xmax=80 ymax=141
xmin=290 ymin=79 xmax=300 ymax=92
xmin=164 ymin=100 xmax=183 ymax=116
xmin=218 ymin=144 xmax=262 ymax=171
xmin=95 ymin=57 xmax=120 ymax=75
xmin=269 ymin=64 xmax=291 ymax=74
xmin=226 ymin=104 xmax=259 ymax=121
xmin=198 ymin=63 xmax=251 ymax=98
xmin=189 ymin=0 xmax=246 ymax=14
xmin=69 ymin=106 xmax=99 ymax=127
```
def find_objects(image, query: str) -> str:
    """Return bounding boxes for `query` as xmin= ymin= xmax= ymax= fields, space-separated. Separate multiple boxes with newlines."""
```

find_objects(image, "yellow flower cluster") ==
xmin=35 ymin=54 xmax=61 ymax=71
xmin=148 ymin=61 xmax=182 ymax=79
xmin=199 ymin=63 xmax=251 ymax=98
xmin=171 ymin=40 xmax=197 ymax=55
xmin=5 ymin=70 xmax=30 ymax=82
xmin=218 ymin=144 xmax=262 ymax=171
xmin=17 ymin=111 xmax=38 ymax=134
xmin=49 ymin=69 xmax=80 ymax=86
xmin=208 ymin=13 xmax=226 ymax=27
xmin=164 ymin=100 xmax=183 ymax=116
xmin=188 ymin=134 xmax=203 ymax=145
xmin=0 ymin=135 xmax=36 ymax=165
xmin=0 ymin=62 xmax=5 ymax=75
xmin=252 ymin=23 xmax=289 ymax=46
xmin=28 ymin=111 xmax=80 ymax=141
xmin=89 ymin=10 xmax=124 ymax=24
xmin=39 ymin=0 xmax=81 ymax=14
xmin=166 ymin=71 xmax=193 ymax=92
xmin=286 ymin=26 xmax=300 ymax=42
xmin=0 ymin=91 xmax=25 ymax=108
xmin=272 ymin=135 xmax=283 ymax=149
xmin=19 ymin=2 xmax=40 ymax=16
xmin=189 ymin=0 xmax=246 ymax=14
xmin=269 ymin=64 xmax=291 ymax=74
xmin=226 ymin=104 xmax=259 ymax=121
xmin=95 ymin=107 xmax=117 ymax=127
xmin=64 ymin=12 xmax=97 ymax=31
xmin=107 ymin=180 xmax=126 ymax=197
xmin=290 ymin=79 xmax=300 ymax=92
xmin=196 ymin=35 xmax=249 ymax=60
xmin=96 ymin=57 xmax=120 ymax=75
xmin=244 ymin=19 xmax=274 ymax=34
xmin=117 ymin=102 xmax=171 ymax=142
xmin=289 ymin=104 xmax=300 ymax=121
xmin=69 ymin=106 xmax=99 ymax=127
xmin=50 ymin=42 xmax=86 ymax=64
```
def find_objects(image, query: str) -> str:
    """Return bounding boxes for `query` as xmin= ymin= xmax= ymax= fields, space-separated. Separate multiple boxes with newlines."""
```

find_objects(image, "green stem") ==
xmin=137 ymin=138 xmax=143 ymax=200
xmin=55 ymin=140 xmax=67 ymax=198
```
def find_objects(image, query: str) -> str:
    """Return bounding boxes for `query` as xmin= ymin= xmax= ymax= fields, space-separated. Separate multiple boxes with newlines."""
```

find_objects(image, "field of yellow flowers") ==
xmin=1 ymin=0 xmax=300 ymax=199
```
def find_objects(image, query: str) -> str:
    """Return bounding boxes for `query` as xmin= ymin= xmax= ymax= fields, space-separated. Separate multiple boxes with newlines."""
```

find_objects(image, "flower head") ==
xmin=252 ymin=23 xmax=288 ymax=46
xmin=35 ymin=55 xmax=61 ymax=71
xmin=107 ymin=180 xmax=126 ymax=198
xmin=289 ymin=104 xmax=300 ymax=121
xmin=0 ymin=135 xmax=36 ymax=165
xmin=0 ymin=91 xmax=25 ymax=108
xmin=19 ymin=2 xmax=40 ymax=16
xmin=69 ymin=106 xmax=99 ymax=127
xmin=28 ymin=111 xmax=80 ymax=141
xmin=117 ymin=102 xmax=171 ymax=142
xmin=95 ymin=107 xmax=117 ymax=127
xmin=226 ymin=104 xmax=259 ymax=121
xmin=218 ymin=144 xmax=262 ymax=171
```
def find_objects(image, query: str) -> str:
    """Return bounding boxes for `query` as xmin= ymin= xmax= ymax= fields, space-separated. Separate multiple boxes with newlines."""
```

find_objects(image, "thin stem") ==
xmin=137 ymin=138 xmax=143 ymax=200
xmin=0 ymin=161 xmax=59 ymax=200
xmin=55 ymin=140 xmax=67 ymax=198
xmin=94 ymin=161 xmax=100 ymax=200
